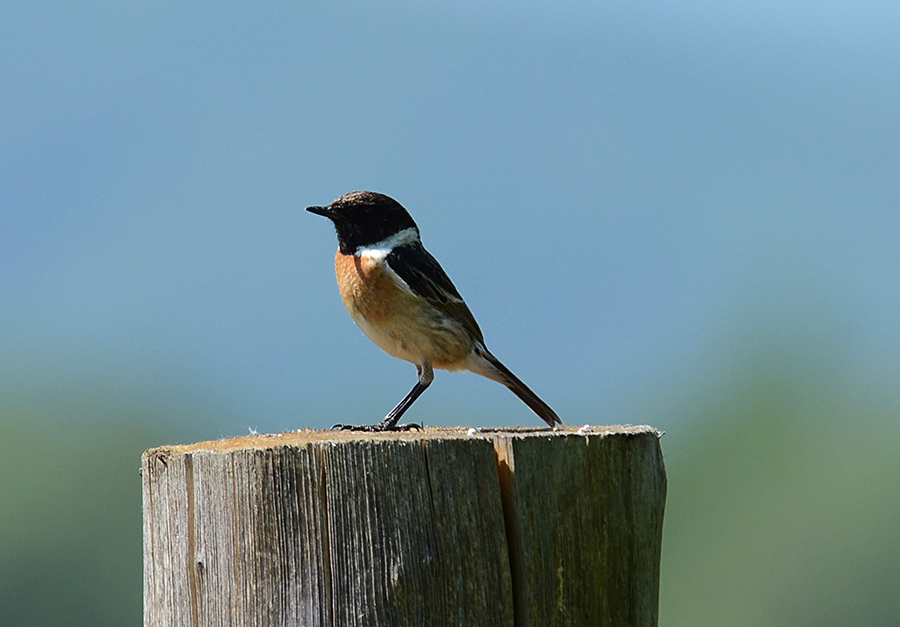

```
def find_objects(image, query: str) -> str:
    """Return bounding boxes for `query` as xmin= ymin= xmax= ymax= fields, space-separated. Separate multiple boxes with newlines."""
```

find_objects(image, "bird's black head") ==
xmin=307 ymin=191 xmax=420 ymax=255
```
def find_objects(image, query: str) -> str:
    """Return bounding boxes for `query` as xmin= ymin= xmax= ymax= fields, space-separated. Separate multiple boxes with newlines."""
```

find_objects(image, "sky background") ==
xmin=2 ymin=1 xmax=899 ymax=624
xmin=4 ymin=0 xmax=898 ymax=434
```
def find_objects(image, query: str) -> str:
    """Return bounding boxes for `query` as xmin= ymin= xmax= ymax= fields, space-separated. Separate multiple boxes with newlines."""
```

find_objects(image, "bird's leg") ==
xmin=375 ymin=362 xmax=433 ymax=430
xmin=333 ymin=363 xmax=433 ymax=432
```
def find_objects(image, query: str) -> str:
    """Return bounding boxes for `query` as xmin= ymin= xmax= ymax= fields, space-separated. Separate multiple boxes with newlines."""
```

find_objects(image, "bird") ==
xmin=306 ymin=191 xmax=561 ymax=431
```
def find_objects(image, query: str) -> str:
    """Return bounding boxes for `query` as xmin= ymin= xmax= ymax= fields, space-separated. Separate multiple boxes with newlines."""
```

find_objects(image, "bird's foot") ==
xmin=331 ymin=422 xmax=423 ymax=432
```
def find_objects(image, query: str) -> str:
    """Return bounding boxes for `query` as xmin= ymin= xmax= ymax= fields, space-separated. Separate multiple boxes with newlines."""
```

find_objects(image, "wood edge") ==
xmin=142 ymin=424 xmax=663 ymax=458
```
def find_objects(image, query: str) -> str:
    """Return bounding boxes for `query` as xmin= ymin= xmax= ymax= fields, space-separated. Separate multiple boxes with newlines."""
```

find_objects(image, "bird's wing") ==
xmin=385 ymin=243 xmax=485 ymax=343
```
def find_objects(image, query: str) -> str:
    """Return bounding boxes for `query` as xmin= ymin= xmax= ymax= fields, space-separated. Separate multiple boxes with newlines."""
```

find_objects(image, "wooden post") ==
xmin=143 ymin=425 xmax=666 ymax=626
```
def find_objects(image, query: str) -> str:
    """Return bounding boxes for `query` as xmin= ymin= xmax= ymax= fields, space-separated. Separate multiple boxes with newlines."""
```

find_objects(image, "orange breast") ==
xmin=334 ymin=251 xmax=398 ymax=323
xmin=332 ymin=249 xmax=474 ymax=368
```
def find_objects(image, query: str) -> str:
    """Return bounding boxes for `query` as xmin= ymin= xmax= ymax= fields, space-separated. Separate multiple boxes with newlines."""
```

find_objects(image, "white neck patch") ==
xmin=356 ymin=227 xmax=420 ymax=259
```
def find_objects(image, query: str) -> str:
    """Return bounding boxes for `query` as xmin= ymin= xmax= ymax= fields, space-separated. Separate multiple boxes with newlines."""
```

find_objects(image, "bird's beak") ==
xmin=306 ymin=205 xmax=335 ymax=219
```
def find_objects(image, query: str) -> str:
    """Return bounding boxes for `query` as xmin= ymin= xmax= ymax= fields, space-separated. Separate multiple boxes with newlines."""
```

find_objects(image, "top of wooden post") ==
xmin=145 ymin=424 xmax=662 ymax=457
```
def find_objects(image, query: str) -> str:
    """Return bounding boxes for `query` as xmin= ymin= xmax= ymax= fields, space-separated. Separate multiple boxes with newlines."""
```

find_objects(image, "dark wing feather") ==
xmin=386 ymin=243 xmax=484 ymax=343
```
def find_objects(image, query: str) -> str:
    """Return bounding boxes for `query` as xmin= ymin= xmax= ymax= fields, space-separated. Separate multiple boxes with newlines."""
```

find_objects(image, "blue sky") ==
xmin=3 ymin=1 xmax=898 ymax=436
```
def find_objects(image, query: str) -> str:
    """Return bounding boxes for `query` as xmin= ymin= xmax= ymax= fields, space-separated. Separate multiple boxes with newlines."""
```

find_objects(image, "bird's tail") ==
xmin=468 ymin=346 xmax=562 ymax=427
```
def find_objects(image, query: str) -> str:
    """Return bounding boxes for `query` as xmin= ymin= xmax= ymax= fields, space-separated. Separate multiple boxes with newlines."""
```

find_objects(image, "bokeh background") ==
xmin=3 ymin=1 xmax=899 ymax=624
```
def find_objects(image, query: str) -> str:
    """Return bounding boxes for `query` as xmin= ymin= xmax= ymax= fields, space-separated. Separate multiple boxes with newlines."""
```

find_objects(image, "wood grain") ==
xmin=143 ymin=425 xmax=666 ymax=626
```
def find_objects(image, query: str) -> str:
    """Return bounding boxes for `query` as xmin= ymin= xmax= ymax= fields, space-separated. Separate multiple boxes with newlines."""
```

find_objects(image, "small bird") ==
xmin=307 ymin=191 xmax=561 ymax=431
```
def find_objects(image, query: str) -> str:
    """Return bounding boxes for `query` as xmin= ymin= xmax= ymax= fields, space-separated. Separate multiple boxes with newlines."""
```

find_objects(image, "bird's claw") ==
xmin=331 ymin=422 xmax=423 ymax=432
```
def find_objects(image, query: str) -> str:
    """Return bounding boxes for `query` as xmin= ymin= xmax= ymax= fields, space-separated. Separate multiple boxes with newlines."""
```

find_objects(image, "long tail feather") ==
xmin=472 ymin=348 xmax=561 ymax=427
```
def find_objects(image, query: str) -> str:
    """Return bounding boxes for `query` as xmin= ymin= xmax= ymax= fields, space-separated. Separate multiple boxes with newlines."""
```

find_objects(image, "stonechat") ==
xmin=307 ymin=191 xmax=561 ymax=431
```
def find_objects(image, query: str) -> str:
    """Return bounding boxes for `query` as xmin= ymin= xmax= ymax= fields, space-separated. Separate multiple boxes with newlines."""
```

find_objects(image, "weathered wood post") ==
xmin=143 ymin=425 xmax=666 ymax=626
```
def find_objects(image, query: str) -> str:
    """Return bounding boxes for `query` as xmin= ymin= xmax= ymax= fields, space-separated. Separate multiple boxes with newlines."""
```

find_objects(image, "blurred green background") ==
xmin=3 ymin=1 xmax=898 ymax=624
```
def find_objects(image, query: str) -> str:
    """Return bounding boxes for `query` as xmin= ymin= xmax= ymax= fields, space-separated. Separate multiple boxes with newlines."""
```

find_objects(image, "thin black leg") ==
xmin=333 ymin=363 xmax=434 ymax=432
